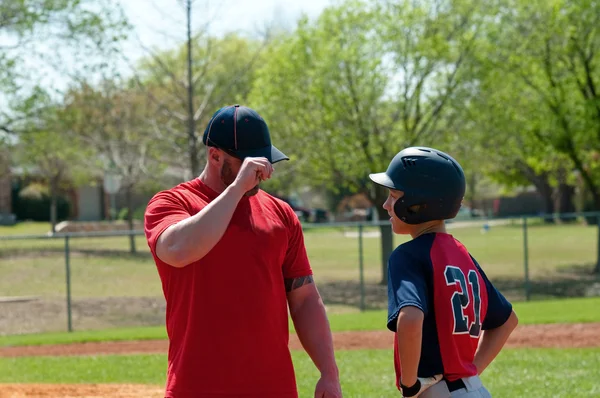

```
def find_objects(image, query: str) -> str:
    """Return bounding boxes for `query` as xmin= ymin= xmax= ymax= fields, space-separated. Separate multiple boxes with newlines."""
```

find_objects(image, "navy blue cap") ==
xmin=202 ymin=104 xmax=289 ymax=164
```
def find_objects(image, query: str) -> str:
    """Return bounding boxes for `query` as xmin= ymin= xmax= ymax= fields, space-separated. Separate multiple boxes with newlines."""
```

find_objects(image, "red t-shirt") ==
xmin=144 ymin=178 xmax=313 ymax=398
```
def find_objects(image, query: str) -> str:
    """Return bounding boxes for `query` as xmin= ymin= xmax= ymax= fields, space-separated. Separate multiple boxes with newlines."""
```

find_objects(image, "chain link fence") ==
xmin=1 ymin=212 xmax=599 ymax=335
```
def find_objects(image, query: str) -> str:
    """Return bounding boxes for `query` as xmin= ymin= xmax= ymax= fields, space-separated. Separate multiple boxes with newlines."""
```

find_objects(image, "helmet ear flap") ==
xmin=393 ymin=198 xmax=406 ymax=222
xmin=393 ymin=194 xmax=428 ymax=225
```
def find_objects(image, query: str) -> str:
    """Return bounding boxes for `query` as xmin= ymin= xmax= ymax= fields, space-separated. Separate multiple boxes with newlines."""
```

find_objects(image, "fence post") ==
xmin=522 ymin=217 xmax=531 ymax=301
xmin=358 ymin=224 xmax=365 ymax=311
xmin=64 ymin=235 xmax=73 ymax=332
xmin=596 ymin=214 xmax=600 ymax=274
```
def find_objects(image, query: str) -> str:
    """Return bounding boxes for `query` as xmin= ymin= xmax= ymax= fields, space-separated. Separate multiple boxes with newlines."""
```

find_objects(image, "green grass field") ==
xmin=0 ymin=278 xmax=600 ymax=398
xmin=1 ymin=297 xmax=599 ymax=397
xmin=1 ymin=222 xmax=599 ymax=397
xmin=1 ymin=349 xmax=598 ymax=397
xmin=0 ymin=221 xmax=597 ymax=298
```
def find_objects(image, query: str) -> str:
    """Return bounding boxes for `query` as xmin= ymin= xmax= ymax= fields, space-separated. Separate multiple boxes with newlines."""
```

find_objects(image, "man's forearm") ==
xmin=474 ymin=310 xmax=518 ymax=375
xmin=156 ymin=184 xmax=245 ymax=267
xmin=290 ymin=294 xmax=339 ymax=378
xmin=396 ymin=308 xmax=424 ymax=386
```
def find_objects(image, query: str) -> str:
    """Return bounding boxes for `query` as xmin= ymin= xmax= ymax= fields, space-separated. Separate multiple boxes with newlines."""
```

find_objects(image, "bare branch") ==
xmin=208 ymin=40 xmax=270 ymax=109
xmin=137 ymin=38 xmax=186 ymax=90
xmin=193 ymin=83 xmax=216 ymax=121
xmin=343 ymin=60 xmax=375 ymax=170
xmin=0 ymin=125 xmax=17 ymax=135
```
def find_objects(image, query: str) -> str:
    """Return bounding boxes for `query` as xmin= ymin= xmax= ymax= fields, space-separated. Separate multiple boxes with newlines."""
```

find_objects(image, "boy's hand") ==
xmin=400 ymin=374 xmax=443 ymax=397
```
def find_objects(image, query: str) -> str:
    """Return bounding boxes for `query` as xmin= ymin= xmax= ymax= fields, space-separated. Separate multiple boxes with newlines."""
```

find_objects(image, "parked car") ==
xmin=274 ymin=195 xmax=329 ymax=223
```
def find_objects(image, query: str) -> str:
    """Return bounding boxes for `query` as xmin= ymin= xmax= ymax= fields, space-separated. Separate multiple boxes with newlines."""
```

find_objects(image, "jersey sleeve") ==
xmin=144 ymin=191 xmax=192 ymax=260
xmin=387 ymin=248 xmax=429 ymax=332
xmin=471 ymin=257 xmax=513 ymax=330
xmin=281 ymin=206 xmax=313 ymax=279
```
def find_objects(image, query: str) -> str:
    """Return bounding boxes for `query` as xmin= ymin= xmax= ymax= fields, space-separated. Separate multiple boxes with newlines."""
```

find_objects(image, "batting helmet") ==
xmin=369 ymin=146 xmax=466 ymax=224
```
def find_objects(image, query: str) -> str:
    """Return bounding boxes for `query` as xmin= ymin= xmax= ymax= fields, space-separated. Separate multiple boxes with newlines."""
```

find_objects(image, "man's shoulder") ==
xmin=257 ymin=191 xmax=297 ymax=216
xmin=146 ymin=180 xmax=209 ymax=214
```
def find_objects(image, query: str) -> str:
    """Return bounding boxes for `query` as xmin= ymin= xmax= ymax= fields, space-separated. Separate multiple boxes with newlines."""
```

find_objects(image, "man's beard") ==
xmin=221 ymin=159 xmax=260 ymax=196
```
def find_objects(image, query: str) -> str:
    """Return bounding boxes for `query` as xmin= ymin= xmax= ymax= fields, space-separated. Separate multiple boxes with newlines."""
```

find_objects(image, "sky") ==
xmin=121 ymin=0 xmax=330 ymax=52
xmin=1 ymin=0 xmax=332 ymax=110
xmin=114 ymin=0 xmax=331 ymax=75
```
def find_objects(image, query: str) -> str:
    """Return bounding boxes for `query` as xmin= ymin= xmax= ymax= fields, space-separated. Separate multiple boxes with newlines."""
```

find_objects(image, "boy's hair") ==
xmin=369 ymin=147 xmax=465 ymax=224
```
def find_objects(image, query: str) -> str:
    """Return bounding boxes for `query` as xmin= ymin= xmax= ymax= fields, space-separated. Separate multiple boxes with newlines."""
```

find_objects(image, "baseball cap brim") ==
xmin=369 ymin=172 xmax=397 ymax=190
xmin=232 ymin=144 xmax=289 ymax=164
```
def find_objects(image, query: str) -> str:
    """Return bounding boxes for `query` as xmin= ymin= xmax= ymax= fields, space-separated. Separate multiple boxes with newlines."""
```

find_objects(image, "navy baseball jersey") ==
xmin=387 ymin=232 xmax=512 ymax=388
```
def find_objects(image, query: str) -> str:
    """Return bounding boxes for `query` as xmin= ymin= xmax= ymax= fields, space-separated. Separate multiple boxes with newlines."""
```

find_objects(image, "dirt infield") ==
xmin=1 ymin=323 xmax=599 ymax=397
xmin=0 ymin=384 xmax=165 ymax=398
xmin=1 ymin=322 xmax=599 ymax=359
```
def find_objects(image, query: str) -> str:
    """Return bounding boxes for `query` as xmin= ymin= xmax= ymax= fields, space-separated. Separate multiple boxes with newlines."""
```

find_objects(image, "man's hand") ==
xmin=400 ymin=374 xmax=443 ymax=397
xmin=314 ymin=374 xmax=342 ymax=398
xmin=231 ymin=157 xmax=273 ymax=193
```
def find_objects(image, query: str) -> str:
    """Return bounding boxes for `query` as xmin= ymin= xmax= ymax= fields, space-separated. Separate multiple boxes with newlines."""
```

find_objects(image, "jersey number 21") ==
xmin=444 ymin=265 xmax=482 ymax=338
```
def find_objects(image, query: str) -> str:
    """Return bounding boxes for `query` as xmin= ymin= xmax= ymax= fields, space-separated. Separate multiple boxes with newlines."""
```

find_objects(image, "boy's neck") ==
xmin=410 ymin=220 xmax=447 ymax=239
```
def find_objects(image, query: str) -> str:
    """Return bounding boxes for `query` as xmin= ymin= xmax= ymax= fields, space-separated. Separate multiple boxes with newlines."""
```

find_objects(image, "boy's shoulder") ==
xmin=396 ymin=232 xmax=437 ymax=252
xmin=390 ymin=233 xmax=437 ymax=265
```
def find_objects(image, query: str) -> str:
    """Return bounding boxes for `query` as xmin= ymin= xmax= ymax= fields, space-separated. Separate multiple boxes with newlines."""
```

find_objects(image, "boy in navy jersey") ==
xmin=369 ymin=147 xmax=518 ymax=397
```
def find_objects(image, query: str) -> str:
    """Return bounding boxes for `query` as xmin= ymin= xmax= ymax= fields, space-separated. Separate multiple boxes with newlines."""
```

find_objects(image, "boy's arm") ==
xmin=396 ymin=307 xmax=442 ymax=397
xmin=474 ymin=310 xmax=518 ymax=374
xmin=386 ymin=249 xmax=434 ymax=396
xmin=396 ymin=306 xmax=423 ymax=387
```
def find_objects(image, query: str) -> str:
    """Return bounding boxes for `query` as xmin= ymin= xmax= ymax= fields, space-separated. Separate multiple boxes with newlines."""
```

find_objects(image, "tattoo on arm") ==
xmin=285 ymin=275 xmax=314 ymax=292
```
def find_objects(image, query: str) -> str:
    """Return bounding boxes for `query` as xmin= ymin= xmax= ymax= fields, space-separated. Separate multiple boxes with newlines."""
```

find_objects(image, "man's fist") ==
xmin=232 ymin=157 xmax=273 ymax=193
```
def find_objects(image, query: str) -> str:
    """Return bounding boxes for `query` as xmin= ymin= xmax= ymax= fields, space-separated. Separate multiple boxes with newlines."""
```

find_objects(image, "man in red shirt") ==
xmin=144 ymin=104 xmax=342 ymax=398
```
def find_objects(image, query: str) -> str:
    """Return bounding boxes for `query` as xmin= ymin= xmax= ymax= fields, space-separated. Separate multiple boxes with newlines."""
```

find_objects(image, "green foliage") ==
xmin=0 ymin=0 xmax=129 ymax=94
xmin=117 ymin=206 xmax=146 ymax=222
xmin=134 ymin=32 xmax=267 ymax=174
xmin=13 ymin=88 xmax=93 ymax=186
xmin=250 ymin=0 xmax=484 ymax=208
xmin=17 ymin=182 xmax=49 ymax=200
xmin=470 ymin=0 xmax=600 ymax=206
xmin=60 ymin=77 xmax=167 ymax=196
xmin=11 ymin=183 xmax=71 ymax=222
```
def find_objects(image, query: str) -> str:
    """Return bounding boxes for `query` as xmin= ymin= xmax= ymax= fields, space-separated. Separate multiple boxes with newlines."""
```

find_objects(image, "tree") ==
xmin=250 ymin=0 xmax=484 ymax=283
xmin=468 ymin=0 xmax=600 ymax=273
xmin=456 ymin=61 xmax=576 ymax=221
xmin=486 ymin=0 xmax=600 ymax=211
xmin=0 ymin=0 xmax=128 ymax=100
xmin=13 ymin=89 xmax=91 ymax=233
xmin=60 ymin=78 xmax=166 ymax=253
xmin=0 ymin=0 xmax=130 ymax=218
xmin=123 ymin=0 xmax=269 ymax=179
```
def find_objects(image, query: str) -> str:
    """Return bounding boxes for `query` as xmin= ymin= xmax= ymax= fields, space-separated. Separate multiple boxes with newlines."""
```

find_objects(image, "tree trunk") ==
xmin=556 ymin=183 xmax=576 ymax=223
xmin=468 ymin=172 xmax=477 ymax=213
xmin=595 ymin=222 xmax=600 ymax=274
xmin=186 ymin=0 xmax=199 ymax=177
xmin=49 ymin=176 xmax=58 ymax=234
xmin=126 ymin=185 xmax=136 ymax=254
xmin=517 ymin=163 xmax=554 ymax=222
xmin=531 ymin=176 xmax=554 ymax=223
